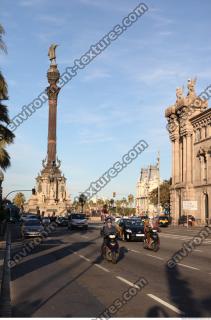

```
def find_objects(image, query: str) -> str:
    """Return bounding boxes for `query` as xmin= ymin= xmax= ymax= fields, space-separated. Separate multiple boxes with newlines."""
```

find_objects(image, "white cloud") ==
xmin=78 ymin=130 xmax=113 ymax=144
xmin=77 ymin=0 xmax=132 ymax=14
xmin=136 ymin=67 xmax=188 ymax=85
xmin=158 ymin=31 xmax=173 ymax=36
xmin=36 ymin=14 xmax=67 ymax=27
xmin=19 ymin=0 xmax=48 ymax=7
xmin=83 ymin=68 xmax=110 ymax=81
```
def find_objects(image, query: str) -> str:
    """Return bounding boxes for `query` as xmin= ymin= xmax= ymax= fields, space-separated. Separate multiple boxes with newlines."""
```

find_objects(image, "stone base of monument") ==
xmin=25 ymin=159 xmax=71 ymax=216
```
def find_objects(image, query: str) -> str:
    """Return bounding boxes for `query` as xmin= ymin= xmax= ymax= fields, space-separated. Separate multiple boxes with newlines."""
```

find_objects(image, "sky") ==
xmin=1 ymin=0 xmax=211 ymax=201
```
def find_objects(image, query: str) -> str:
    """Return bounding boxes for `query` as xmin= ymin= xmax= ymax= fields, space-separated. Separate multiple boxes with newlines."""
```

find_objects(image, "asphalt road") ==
xmin=9 ymin=223 xmax=211 ymax=317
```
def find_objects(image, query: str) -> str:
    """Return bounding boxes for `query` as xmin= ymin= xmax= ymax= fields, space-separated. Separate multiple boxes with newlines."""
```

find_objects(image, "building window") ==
xmin=204 ymin=126 xmax=207 ymax=138
xmin=195 ymin=128 xmax=201 ymax=142
xmin=201 ymin=157 xmax=207 ymax=182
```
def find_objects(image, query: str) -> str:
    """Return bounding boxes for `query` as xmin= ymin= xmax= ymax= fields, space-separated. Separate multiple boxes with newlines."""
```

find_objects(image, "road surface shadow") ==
xmin=146 ymin=306 xmax=169 ymax=317
xmin=11 ymin=238 xmax=97 ymax=281
xmin=166 ymin=264 xmax=211 ymax=317
xmin=12 ymin=257 xmax=104 ymax=317
xmin=118 ymin=246 xmax=128 ymax=262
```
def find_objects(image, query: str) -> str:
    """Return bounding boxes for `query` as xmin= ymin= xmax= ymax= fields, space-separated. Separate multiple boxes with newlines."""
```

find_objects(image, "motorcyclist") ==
xmin=101 ymin=217 xmax=117 ymax=256
xmin=144 ymin=218 xmax=153 ymax=246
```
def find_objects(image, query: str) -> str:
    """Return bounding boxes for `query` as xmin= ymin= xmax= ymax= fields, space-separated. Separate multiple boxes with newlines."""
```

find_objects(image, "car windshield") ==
xmin=27 ymin=216 xmax=39 ymax=219
xmin=125 ymin=220 xmax=143 ymax=227
xmin=71 ymin=214 xmax=86 ymax=219
xmin=24 ymin=220 xmax=41 ymax=226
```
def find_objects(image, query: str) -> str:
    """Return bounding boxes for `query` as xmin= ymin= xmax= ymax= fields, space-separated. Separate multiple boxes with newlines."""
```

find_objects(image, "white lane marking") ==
xmin=116 ymin=276 xmax=140 ymax=289
xmin=94 ymin=264 xmax=110 ymax=273
xmin=130 ymin=249 xmax=140 ymax=253
xmin=146 ymin=254 xmax=164 ymax=260
xmin=81 ymin=235 xmax=89 ymax=239
xmin=78 ymin=254 xmax=90 ymax=262
xmin=194 ymin=249 xmax=203 ymax=252
xmin=178 ymin=263 xmax=199 ymax=270
xmin=147 ymin=294 xmax=184 ymax=315
xmin=39 ymin=243 xmax=63 ymax=246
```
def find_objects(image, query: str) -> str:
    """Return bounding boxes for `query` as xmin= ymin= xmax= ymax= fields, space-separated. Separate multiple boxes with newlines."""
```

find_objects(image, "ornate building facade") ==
xmin=136 ymin=164 xmax=161 ymax=214
xmin=165 ymin=79 xmax=211 ymax=224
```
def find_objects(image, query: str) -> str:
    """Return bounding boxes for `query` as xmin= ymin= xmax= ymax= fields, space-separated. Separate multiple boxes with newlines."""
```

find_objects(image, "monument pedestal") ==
xmin=26 ymin=160 xmax=71 ymax=215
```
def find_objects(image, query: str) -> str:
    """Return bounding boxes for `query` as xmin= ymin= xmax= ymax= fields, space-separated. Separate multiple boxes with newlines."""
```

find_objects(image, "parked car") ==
xmin=116 ymin=218 xmax=145 ymax=241
xmin=56 ymin=216 xmax=68 ymax=227
xmin=68 ymin=213 xmax=88 ymax=230
xmin=178 ymin=215 xmax=195 ymax=226
xmin=20 ymin=213 xmax=40 ymax=223
xmin=21 ymin=219 xmax=44 ymax=238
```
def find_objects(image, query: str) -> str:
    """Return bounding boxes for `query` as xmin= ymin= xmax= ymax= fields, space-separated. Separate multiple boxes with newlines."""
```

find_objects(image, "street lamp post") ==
xmin=157 ymin=151 xmax=161 ymax=216
xmin=0 ymin=169 xmax=4 ymax=208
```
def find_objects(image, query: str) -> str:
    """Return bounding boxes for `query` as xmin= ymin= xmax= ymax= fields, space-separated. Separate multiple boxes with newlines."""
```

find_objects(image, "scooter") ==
xmin=103 ymin=234 xmax=119 ymax=264
xmin=143 ymin=229 xmax=160 ymax=252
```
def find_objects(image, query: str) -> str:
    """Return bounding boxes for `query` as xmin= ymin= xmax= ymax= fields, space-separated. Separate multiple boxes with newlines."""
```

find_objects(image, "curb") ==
xmin=0 ymin=224 xmax=12 ymax=317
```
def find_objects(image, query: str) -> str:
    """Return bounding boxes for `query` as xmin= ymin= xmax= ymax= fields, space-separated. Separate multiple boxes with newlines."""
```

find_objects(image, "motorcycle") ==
xmin=143 ymin=229 xmax=160 ymax=252
xmin=103 ymin=234 xmax=119 ymax=264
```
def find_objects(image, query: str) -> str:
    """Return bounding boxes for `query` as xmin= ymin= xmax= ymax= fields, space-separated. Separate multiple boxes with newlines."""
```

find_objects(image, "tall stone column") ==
xmin=46 ymin=65 xmax=60 ymax=166
xmin=186 ymin=133 xmax=192 ymax=184
xmin=172 ymin=140 xmax=175 ymax=185
xmin=175 ymin=137 xmax=180 ymax=184
xmin=183 ymin=135 xmax=187 ymax=183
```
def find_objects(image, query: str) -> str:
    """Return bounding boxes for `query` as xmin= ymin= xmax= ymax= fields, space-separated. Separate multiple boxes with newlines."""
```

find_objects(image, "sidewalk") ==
xmin=0 ymin=223 xmax=11 ymax=317
xmin=168 ymin=224 xmax=211 ymax=230
xmin=0 ymin=231 xmax=6 ymax=295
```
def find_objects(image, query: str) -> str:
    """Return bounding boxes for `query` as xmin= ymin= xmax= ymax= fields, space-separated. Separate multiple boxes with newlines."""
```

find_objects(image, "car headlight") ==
xmin=126 ymin=229 xmax=132 ymax=233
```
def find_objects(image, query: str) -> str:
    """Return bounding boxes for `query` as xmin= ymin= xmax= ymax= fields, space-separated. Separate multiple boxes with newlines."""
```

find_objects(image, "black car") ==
xmin=56 ymin=216 xmax=68 ymax=227
xmin=116 ymin=218 xmax=145 ymax=241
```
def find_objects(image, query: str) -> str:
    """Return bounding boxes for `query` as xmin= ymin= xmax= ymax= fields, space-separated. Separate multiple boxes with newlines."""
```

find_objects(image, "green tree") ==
xmin=96 ymin=198 xmax=104 ymax=208
xmin=13 ymin=192 xmax=26 ymax=208
xmin=0 ymin=24 xmax=15 ymax=170
xmin=149 ymin=179 xmax=171 ymax=210
xmin=79 ymin=193 xmax=87 ymax=213
xmin=128 ymin=194 xmax=134 ymax=208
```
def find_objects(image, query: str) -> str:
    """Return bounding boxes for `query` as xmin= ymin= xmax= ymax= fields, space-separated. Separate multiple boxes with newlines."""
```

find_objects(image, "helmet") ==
xmin=105 ymin=217 xmax=112 ymax=223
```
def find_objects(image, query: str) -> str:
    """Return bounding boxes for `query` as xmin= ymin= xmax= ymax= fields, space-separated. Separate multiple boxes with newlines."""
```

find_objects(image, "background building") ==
xmin=165 ymin=79 xmax=211 ymax=224
xmin=136 ymin=164 xmax=161 ymax=215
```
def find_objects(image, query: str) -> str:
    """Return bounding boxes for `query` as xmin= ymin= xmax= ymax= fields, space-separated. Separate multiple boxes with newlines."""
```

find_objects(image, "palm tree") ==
xmin=13 ymin=192 xmax=26 ymax=208
xmin=0 ymin=25 xmax=7 ymax=53
xmin=0 ymin=24 xmax=15 ymax=170
xmin=79 ymin=193 xmax=87 ymax=213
